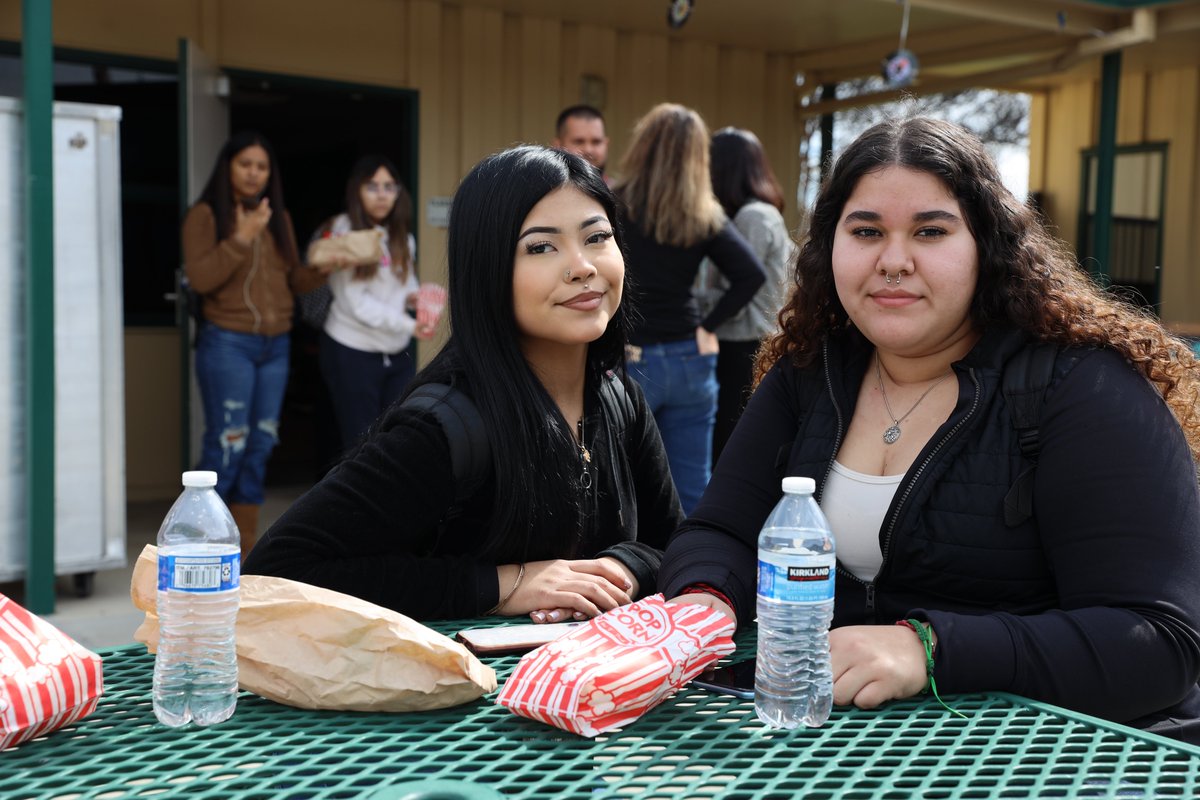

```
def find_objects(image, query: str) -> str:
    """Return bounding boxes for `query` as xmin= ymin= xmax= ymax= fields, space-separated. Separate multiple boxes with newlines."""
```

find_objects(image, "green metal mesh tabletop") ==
xmin=4 ymin=619 xmax=1199 ymax=800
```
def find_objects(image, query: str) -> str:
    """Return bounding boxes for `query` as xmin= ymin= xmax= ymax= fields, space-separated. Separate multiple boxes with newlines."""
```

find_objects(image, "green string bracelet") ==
xmin=899 ymin=618 xmax=968 ymax=719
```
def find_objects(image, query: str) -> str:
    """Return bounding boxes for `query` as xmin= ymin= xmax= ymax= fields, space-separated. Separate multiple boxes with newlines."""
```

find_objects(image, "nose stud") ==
xmin=564 ymin=269 xmax=572 ymax=281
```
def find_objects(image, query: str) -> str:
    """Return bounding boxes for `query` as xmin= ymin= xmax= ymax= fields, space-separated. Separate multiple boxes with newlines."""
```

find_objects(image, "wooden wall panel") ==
xmin=518 ymin=16 xmax=564 ymax=147
xmin=1147 ymin=67 xmax=1199 ymax=322
xmin=406 ymin=0 xmax=449 ymax=358
xmin=1027 ymin=91 xmax=1048 ymax=194
xmin=763 ymin=54 xmax=802 ymax=235
xmin=716 ymin=48 xmax=768 ymax=135
xmin=216 ymin=0 xmax=407 ymax=84
xmin=616 ymin=31 xmax=671 ymax=152
xmin=1117 ymin=70 xmax=1148 ymax=145
xmin=459 ymin=6 xmax=505 ymax=169
xmin=1041 ymin=81 xmax=1094 ymax=249
xmin=47 ymin=0 xmax=198 ymax=59
xmin=669 ymin=40 xmax=721 ymax=128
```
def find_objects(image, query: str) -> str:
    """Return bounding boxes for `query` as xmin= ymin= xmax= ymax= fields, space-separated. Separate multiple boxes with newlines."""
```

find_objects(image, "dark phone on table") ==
xmin=692 ymin=658 xmax=756 ymax=700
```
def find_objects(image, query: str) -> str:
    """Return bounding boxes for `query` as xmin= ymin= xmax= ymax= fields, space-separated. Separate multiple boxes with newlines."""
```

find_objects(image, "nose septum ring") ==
xmin=885 ymin=272 xmax=901 ymax=286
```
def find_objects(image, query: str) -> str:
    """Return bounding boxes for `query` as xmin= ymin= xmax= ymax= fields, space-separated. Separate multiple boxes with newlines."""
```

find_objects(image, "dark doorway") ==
xmin=227 ymin=72 xmax=418 ymax=485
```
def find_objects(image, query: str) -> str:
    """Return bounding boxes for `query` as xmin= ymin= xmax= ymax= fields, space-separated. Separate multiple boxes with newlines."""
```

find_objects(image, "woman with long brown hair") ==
xmin=182 ymin=131 xmax=325 ymax=557
xmin=662 ymin=116 xmax=1200 ymax=742
xmin=703 ymin=127 xmax=794 ymax=465
xmin=312 ymin=154 xmax=440 ymax=449
xmin=614 ymin=104 xmax=765 ymax=513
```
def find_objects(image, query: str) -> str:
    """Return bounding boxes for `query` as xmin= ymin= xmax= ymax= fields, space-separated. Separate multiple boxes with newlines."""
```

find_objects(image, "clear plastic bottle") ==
xmin=755 ymin=476 xmax=836 ymax=729
xmin=153 ymin=470 xmax=240 ymax=727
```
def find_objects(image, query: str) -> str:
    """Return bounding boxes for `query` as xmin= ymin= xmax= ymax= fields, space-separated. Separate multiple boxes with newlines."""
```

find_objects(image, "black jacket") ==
xmin=660 ymin=327 xmax=1200 ymax=741
xmin=247 ymin=373 xmax=684 ymax=619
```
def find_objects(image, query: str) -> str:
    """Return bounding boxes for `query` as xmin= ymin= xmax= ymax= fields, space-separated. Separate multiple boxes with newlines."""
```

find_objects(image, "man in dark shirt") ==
xmin=553 ymin=105 xmax=610 ymax=182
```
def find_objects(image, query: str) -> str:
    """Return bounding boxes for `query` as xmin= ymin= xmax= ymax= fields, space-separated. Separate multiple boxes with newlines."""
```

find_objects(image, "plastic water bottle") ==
xmin=755 ymin=476 xmax=836 ymax=729
xmin=153 ymin=470 xmax=240 ymax=727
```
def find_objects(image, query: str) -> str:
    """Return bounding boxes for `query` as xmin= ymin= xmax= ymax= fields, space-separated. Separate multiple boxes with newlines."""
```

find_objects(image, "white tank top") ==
xmin=820 ymin=461 xmax=903 ymax=582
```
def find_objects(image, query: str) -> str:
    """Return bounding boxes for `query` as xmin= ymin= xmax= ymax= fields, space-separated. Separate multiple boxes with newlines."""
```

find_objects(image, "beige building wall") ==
xmin=1028 ymin=56 xmax=1200 ymax=328
xmin=1 ymin=0 xmax=803 ymax=499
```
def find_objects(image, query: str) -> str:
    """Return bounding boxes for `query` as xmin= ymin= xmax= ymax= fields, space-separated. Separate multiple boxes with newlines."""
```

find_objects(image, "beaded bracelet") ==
xmin=897 ymin=619 xmax=967 ymax=719
xmin=487 ymin=562 xmax=525 ymax=616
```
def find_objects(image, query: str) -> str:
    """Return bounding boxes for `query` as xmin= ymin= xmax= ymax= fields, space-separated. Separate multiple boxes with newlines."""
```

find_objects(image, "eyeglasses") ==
xmin=365 ymin=182 xmax=399 ymax=195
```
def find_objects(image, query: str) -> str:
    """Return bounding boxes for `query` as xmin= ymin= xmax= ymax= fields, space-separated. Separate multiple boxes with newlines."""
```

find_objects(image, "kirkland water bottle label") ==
xmin=158 ymin=554 xmax=240 ymax=592
xmin=758 ymin=553 xmax=835 ymax=604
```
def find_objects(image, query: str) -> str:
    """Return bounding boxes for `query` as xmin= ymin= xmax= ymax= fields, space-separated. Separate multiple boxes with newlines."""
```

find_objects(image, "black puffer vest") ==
xmin=784 ymin=327 xmax=1083 ymax=628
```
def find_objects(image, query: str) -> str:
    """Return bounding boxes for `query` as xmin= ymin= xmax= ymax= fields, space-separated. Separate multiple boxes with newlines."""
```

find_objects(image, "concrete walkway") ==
xmin=0 ymin=484 xmax=308 ymax=652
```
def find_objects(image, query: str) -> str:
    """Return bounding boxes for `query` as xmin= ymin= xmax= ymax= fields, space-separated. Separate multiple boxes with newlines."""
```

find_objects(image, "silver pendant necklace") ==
xmin=875 ymin=354 xmax=953 ymax=445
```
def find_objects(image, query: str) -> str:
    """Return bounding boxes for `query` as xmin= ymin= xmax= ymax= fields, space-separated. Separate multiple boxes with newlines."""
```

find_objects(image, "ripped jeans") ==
xmin=194 ymin=322 xmax=290 ymax=504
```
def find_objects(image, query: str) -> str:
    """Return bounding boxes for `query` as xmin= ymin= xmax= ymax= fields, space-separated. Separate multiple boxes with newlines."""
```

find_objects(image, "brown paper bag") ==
xmin=131 ymin=545 xmax=496 ymax=712
xmin=308 ymin=228 xmax=383 ymax=268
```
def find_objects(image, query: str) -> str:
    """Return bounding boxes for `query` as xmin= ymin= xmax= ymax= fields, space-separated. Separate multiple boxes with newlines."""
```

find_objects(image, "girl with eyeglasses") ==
xmin=311 ymin=155 xmax=443 ymax=450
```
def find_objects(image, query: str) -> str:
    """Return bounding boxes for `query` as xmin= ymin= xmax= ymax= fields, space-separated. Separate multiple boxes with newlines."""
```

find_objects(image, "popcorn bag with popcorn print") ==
xmin=496 ymin=595 xmax=735 ymax=737
xmin=0 ymin=593 xmax=104 ymax=750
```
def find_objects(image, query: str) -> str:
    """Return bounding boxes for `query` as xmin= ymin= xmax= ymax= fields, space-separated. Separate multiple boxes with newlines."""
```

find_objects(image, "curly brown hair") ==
xmin=757 ymin=116 xmax=1200 ymax=459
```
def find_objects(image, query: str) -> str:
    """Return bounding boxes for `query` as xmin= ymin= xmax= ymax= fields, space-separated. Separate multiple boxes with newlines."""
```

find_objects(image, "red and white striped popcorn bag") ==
xmin=0 ymin=593 xmax=104 ymax=750
xmin=496 ymin=594 xmax=735 ymax=737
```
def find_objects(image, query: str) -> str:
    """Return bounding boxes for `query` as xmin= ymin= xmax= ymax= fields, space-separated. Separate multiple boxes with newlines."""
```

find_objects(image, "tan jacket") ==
xmin=182 ymin=203 xmax=325 ymax=336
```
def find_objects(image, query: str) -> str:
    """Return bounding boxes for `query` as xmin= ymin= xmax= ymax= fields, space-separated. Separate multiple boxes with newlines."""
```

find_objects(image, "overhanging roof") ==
xmin=459 ymin=0 xmax=1200 ymax=112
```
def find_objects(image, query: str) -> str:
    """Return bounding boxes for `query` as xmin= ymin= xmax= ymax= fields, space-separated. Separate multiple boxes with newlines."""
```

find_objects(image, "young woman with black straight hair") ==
xmin=182 ymin=130 xmax=326 ymax=558
xmin=245 ymin=146 xmax=684 ymax=622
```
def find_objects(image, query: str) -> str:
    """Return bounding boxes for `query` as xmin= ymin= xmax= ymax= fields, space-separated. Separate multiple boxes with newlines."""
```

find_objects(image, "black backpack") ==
xmin=1001 ymin=343 xmax=1058 ymax=527
xmin=399 ymin=370 xmax=635 ymax=507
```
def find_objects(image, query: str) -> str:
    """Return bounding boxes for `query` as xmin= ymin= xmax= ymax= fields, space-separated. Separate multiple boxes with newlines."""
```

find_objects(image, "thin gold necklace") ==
xmin=875 ymin=354 xmax=953 ymax=445
xmin=576 ymin=417 xmax=592 ymax=489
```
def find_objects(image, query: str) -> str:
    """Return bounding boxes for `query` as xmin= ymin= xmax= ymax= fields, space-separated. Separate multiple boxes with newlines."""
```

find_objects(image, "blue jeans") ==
xmin=319 ymin=333 xmax=415 ymax=449
xmin=194 ymin=323 xmax=291 ymax=504
xmin=629 ymin=338 xmax=718 ymax=514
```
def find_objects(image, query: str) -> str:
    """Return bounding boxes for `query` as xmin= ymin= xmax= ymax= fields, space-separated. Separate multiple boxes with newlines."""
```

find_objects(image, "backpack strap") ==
xmin=599 ymin=370 xmax=635 ymax=438
xmin=1002 ymin=343 xmax=1058 ymax=527
xmin=400 ymin=384 xmax=490 ymax=507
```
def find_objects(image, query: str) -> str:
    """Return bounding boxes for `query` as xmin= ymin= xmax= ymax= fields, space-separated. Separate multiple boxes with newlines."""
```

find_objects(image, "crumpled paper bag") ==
xmin=496 ymin=594 xmax=735 ymax=736
xmin=131 ymin=545 xmax=495 ymax=711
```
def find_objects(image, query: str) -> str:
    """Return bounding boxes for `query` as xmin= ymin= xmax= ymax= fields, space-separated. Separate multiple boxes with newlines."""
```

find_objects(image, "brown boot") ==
xmin=228 ymin=503 xmax=261 ymax=562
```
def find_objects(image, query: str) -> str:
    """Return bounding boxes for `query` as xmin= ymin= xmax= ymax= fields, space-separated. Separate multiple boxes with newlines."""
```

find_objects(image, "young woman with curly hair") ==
xmin=660 ymin=117 xmax=1200 ymax=742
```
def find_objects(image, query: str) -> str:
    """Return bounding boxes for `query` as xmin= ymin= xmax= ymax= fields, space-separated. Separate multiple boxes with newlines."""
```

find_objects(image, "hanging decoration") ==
xmin=667 ymin=0 xmax=694 ymax=29
xmin=882 ymin=0 xmax=919 ymax=87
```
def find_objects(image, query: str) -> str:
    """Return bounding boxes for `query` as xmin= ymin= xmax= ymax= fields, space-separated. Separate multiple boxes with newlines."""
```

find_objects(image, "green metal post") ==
xmin=1092 ymin=50 xmax=1121 ymax=282
xmin=23 ymin=0 xmax=56 ymax=613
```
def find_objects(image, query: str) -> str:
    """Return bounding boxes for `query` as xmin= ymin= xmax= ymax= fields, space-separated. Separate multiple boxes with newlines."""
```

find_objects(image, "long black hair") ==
xmin=196 ymin=130 xmax=298 ymax=264
xmin=407 ymin=145 xmax=629 ymax=560
xmin=709 ymin=127 xmax=785 ymax=218
xmin=343 ymin=153 xmax=413 ymax=280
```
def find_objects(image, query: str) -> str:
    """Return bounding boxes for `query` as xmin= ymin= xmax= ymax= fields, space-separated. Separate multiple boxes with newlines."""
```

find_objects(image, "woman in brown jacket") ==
xmin=182 ymin=131 xmax=325 ymax=557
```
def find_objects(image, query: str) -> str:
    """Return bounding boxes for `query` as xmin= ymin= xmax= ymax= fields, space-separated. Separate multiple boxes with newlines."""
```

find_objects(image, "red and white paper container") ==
xmin=415 ymin=282 xmax=447 ymax=330
xmin=0 ymin=593 xmax=104 ymax=750
xmin=496 ymin=594 xmax=735 ymax=737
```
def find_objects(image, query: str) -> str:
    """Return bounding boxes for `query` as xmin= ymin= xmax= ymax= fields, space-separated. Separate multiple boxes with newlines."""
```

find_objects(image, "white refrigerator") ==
xmin=0 ymin=97 xmax=127 ymax=593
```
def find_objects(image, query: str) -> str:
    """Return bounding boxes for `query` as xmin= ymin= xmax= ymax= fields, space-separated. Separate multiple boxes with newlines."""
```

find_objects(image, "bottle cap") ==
xmin=781 ymin=476 xmax=815 ymax=495
xmin=182 ymin=470 xmax=218 ymax=488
